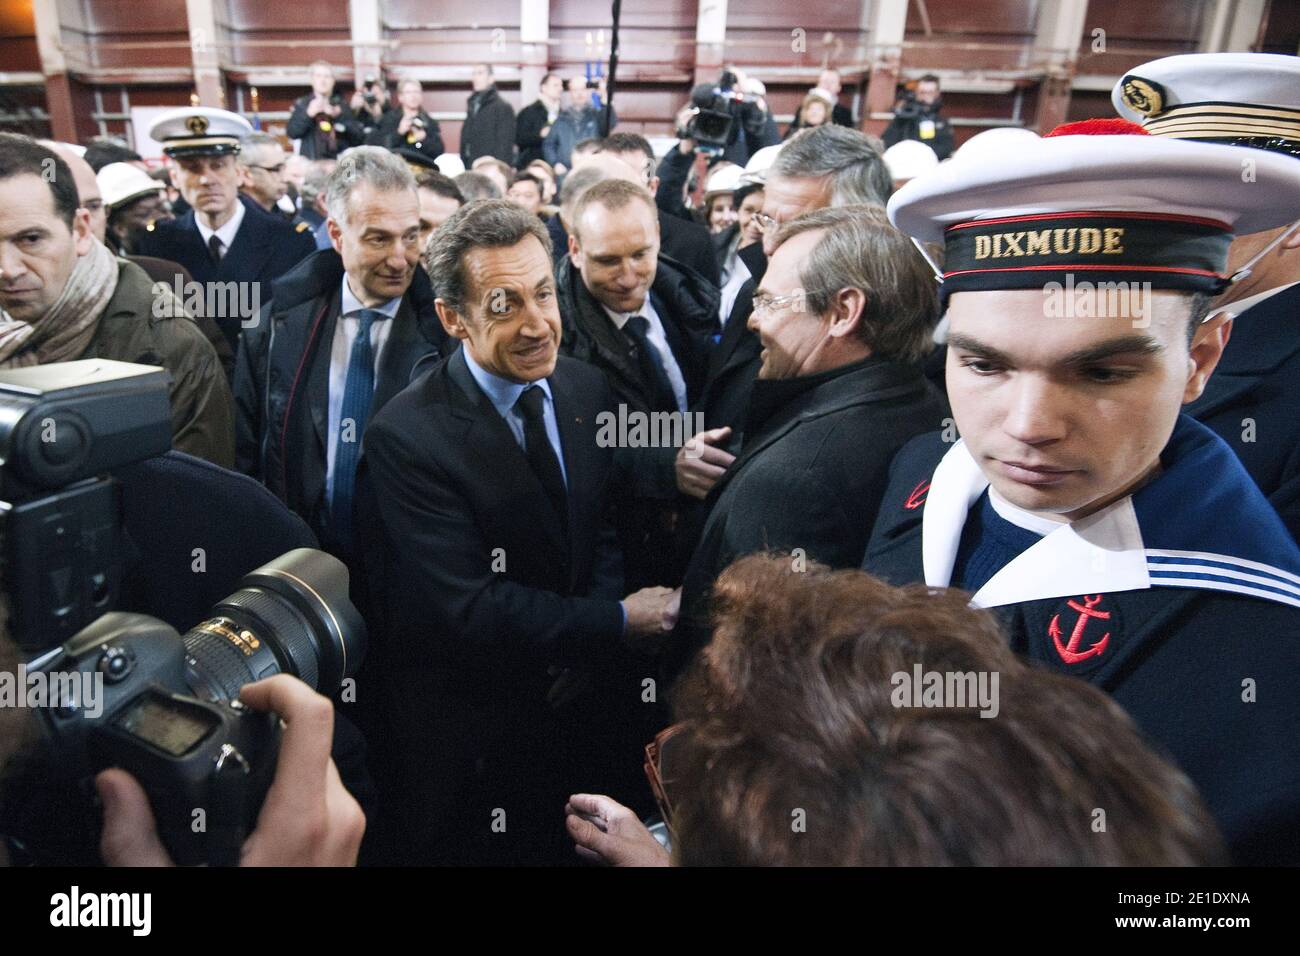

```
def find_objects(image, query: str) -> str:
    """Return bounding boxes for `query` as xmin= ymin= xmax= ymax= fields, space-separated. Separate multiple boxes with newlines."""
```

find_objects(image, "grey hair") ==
xmin=424 ymin=198 xmax=552 ymax=317
xmin=324 ymin=146 xmax=416 ymax=226
xmin=769 ymin=204 xmax=938 ymax=364
xmin=299 ymin=161 xmax=332 ymax=204
xmin=557 ymin=163 xmax=610 ymax=226
xmin=770 ymin=125 xmax=892 ymax=207
xmin=453 ymin=171 xmax=501 ymax=201
xmin=237 ymin=132 xmax=283 ymax=166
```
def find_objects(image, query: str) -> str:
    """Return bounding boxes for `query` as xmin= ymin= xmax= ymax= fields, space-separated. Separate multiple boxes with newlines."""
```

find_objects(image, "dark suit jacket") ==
xmin=671 ymin=356 xmax=947 ymax=677
xmin=1186 ymin=283 xmax=1300 ymax=538
xmin=232 ymin=248 xmax=447 ymax=551
xmin=134 ymin=196 xmax=316 ymax=355
xmin=659 ymin=208 xmax=721 ymax=288
xmin=356 ymin=350 xmax=627 ymax=863
xmin=515 ymin=99 xmax=554 ymax=168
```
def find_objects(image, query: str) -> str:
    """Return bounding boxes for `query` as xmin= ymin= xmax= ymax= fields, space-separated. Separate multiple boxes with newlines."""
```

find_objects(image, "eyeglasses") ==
xmin=751 ymin=288 xmax=836 ymax=317
xmin=644 ymin=723 xmax=687 ymax=825
xmin=752 ymin=211 xmax=779 ymax=232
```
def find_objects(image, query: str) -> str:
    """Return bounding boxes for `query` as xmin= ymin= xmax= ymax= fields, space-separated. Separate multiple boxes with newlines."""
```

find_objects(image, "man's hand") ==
xmin=622 ymin=585 xmax=675 ymax=654
xmin=676 ymin=426 xmax=735 ymax=499
xmin=565 ymin=793 xmax=671 ymax=866
xmin=97 ymin=675 xmax=365 ymax=867
xmin=307 ymin=95 xmax=329 ymax=116
xmin=677 ymin=137 xmax=696 ymax=155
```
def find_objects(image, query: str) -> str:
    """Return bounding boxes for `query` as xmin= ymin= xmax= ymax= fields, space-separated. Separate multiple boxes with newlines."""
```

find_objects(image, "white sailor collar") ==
xmin=922 ymin=417 xmax=1300 ymax=611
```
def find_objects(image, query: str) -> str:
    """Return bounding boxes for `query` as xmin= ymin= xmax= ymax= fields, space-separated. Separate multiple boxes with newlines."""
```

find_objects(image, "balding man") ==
xmin=558 ymin=178 xmax=719 ymax=589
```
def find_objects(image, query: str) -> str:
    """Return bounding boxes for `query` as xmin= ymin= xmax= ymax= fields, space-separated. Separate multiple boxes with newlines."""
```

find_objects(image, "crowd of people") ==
xmin=1 ymin=50 xmax=1298 ymax=868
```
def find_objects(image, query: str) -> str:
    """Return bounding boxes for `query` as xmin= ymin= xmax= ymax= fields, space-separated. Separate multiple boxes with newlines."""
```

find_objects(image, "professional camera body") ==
xmin=0 ymin=360 xmax=365 ymax=865
xmin=681 ymin=70 xmax=766 ymax=153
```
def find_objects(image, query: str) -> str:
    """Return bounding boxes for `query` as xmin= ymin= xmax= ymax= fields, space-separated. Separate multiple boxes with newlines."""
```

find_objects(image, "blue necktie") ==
xmin=331 ymin=308 xmax=387 ymax=548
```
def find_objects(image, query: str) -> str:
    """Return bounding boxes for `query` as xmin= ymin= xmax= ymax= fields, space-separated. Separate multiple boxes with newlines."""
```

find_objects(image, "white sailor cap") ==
xmin=883 ymin=139 xmax=939 ymax=184
xmin=435 ymin=152 xmax=466 ymax=177
xmin=1112 ymin=53 xmax=1300 ymax=157
xmin=888 ymin=122 xmax=1300 ymax=298
xmin=149 ymin=107 xmax=253 ymax=158
xmin=97 ymin=162 xmax=164 ymax=210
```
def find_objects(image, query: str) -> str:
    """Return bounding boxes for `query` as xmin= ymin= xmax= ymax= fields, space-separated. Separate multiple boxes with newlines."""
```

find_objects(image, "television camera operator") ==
xmin=656 ymin=70 xmax=776 ymax=220
xmin=0 ymin=361 xmax=364 ymax=867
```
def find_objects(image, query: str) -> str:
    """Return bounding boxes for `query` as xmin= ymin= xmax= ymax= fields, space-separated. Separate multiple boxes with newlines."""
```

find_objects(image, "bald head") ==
xmin=558 ymin=154 xmax=641 ymax=230
xmin=41 ymin=141 xmax=106 ymax=242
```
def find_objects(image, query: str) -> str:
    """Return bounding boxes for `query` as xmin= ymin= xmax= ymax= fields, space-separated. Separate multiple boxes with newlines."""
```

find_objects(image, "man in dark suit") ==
xmin=357 ymin=200 xmax=677 ymax=864
xmin=233 ymin=146 xmax=448 ymax=556
xmin=515 ymin=72 xmax=564 ymax=168
xmin=286 ymin=60 xmax=366 ymax=160
xmin=671 ymin=205 xmax=946 ymax=678
xmin=557 ymin=178 xmax=720 ymax=588
xmin=1110 ymin=52 xmax=1300 ymax=536
xmin=598 ymin=132 xmax=721 ymax=287
xmin=135 ymin=108 xmax=316 ymax=358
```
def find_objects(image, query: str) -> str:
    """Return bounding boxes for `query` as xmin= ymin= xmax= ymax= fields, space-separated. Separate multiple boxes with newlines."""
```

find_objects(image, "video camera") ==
xmin=681 ymin=70 xmax=764 ymax=153
xmin=0 ymin=360 xmax=365 ymax=865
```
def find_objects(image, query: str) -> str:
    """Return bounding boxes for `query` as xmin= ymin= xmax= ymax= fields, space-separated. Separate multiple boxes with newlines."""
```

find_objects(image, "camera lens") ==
xmin=181 ymin=549 xmax=365 ymax=702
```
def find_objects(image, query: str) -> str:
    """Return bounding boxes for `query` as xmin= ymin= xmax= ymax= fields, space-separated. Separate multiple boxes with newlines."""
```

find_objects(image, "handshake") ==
xmin=621 ymin=586 xmax=681 ymax=654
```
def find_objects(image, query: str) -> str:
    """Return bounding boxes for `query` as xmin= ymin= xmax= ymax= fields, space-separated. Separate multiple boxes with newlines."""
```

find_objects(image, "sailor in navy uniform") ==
xmin=862 ymin=125 xmax=1300 ymax=864
xmin=1112 ymin=53 xmax=1300 ymax=537
xmin=135 ymin=107 xmax=317 ymax=359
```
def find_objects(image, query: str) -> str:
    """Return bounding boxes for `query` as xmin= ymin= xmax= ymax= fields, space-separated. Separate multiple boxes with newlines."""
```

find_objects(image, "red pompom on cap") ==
xmin=1045 ymin=117 xmax=1150 ymax=137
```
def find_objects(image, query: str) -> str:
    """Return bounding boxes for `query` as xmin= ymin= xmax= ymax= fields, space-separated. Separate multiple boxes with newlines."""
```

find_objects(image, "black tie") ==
xmin=207 ymin=234 xmax=224 ymax=266
xmin=514 ymin=386 xmax=568 ymax=533
xmin=623 ymin=315 xmax=678 ymax=413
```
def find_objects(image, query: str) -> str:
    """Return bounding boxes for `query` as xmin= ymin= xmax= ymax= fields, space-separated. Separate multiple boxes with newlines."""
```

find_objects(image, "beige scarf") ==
xmin=0 ymin=238 xmax=120 ymax=368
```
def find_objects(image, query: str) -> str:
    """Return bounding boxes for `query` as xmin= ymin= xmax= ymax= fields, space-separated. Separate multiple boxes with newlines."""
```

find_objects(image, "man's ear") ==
xmin=326 ymin=217 xmax=344 ymax=255
xmin=1283 ymin=221 xmax=1300 ymax=251
xmin=647 ymin=175 xmax=660 ymax=195
xmin=1183 ymin=312 xmax=1232 ymax=404
xmin=434 ymin=298 xmax=470 ymax=341
xmin=71 ymin=208 xmax=94 ymax=257
xmin=826 ymin=287 xmax=867 ymax=342
xmin=567 ymin=231 xmax=580 ymax=266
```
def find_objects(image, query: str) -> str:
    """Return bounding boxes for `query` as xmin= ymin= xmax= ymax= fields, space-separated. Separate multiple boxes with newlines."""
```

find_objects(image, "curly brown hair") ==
xmin=667 ymin=553 xmax=1225 ymax=866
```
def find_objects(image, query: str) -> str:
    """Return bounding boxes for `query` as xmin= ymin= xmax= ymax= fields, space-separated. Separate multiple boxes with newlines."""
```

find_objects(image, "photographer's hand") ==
xmin=97 ymin=675 xmax=365 ymax=867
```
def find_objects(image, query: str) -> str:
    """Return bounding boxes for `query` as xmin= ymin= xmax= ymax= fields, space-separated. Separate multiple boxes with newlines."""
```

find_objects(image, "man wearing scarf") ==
xmin=0 ymin=135 xmax=234 ymax=467
xmin=862 ymin=123 xmax=1300 ymax=864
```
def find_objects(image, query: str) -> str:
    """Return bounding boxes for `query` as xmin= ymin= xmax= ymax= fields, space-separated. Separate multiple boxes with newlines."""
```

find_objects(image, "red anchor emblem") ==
xmin=904 ymin=479 xmax=931 ymax=510
xmin=1049 ymin=594 xmax=1111 ymax=664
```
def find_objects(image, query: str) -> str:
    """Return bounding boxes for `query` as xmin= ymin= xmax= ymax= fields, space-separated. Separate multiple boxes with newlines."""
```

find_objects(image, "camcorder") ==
xmin=681 ymin=71 xmax=764 ymax=153
xmin=0 ymin=360 xmax=365 ymax=866
xmin=362 ymin=74 xmax=381 ymax=107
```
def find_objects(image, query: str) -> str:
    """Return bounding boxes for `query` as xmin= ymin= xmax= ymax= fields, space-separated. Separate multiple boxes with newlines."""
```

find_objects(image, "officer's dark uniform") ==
xmin=1111 ymin=52 xmax=1300 ymax=538
xmin=137 ymin=195 xmax=315 ymax=358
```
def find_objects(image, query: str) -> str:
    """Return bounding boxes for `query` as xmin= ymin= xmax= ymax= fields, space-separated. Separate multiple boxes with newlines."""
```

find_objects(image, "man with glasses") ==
xmin=667 ymin=205 xmax=946 ymax=679
xmin=674 ymin=125 xmax=895 ymax=515
xmin=237 ymin=132 xmax=291 ymax=215
xmin=135 ymin=109 xmax=316 ymax=359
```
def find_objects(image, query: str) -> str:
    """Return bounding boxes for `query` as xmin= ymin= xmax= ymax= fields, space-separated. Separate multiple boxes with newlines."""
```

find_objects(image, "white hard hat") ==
xmin=97 ymin=162 xmax=165 ymax=210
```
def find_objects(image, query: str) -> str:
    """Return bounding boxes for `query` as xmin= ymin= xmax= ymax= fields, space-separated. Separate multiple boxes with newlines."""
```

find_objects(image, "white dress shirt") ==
xmin=601 ymin=295 xmax=688 ymax=413
xmin=193 ymin=200 xmax=246 ymax=260
xmin=325 ymin=276 xmax=400 ymax=501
